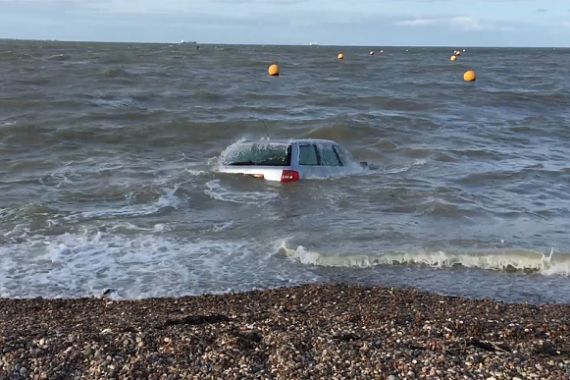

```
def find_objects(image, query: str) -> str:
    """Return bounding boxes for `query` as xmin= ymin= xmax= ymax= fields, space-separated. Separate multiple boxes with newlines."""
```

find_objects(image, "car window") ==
xmin=320 ymin=145 xmax=343 ymax=166
xmin=299 ymin=144 xmax=319 ymax=166
xmin=333 ymin=145 xmax=352 ymax=165
xmin=224 ymin=144 xmax=291 ymax=166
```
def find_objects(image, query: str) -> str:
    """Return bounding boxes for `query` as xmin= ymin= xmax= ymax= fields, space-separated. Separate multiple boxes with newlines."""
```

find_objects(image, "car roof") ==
xmin=239 ymin=138 xmax=339 ymax=146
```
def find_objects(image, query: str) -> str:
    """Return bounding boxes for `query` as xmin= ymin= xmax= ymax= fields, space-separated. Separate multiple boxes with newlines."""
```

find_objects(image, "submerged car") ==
xmin=217 ymin=139 xmax=367 ymax=183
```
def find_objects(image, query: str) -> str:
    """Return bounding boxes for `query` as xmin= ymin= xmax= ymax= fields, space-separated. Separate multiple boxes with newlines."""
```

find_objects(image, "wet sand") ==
xmin=1 ymin=284 xmax=568 ymax=379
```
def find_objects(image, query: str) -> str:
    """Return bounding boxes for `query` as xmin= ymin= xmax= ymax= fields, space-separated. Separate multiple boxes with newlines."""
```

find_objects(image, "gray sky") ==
xmin=1 ymin=0 xmax=569 ymax=46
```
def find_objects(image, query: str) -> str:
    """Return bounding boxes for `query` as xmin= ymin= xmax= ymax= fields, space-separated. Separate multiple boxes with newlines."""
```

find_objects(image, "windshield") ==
xmin=223 ymin=143 xmax=291 ymax=166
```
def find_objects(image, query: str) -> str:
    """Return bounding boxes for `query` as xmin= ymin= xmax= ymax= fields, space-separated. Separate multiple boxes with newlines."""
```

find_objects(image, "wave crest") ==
xmin=280 ymin=242 xmax=570 ymax=276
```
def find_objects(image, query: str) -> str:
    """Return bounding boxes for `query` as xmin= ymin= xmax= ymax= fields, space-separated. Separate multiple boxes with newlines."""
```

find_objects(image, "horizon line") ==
xmin=1 ymin=37 xmax=569 ymax=49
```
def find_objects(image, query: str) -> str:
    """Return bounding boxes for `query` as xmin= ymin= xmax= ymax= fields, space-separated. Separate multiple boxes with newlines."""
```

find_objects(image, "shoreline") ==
xmin=1 ymin=284 xmax=568 ymax=379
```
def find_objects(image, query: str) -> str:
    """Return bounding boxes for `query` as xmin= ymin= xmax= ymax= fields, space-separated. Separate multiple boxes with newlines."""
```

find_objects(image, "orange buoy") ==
xmin=337 ymin=52 xmax=344 ymax=60
xmin=268 ymin=64 xmax=280 ymax=77
xmin=450 ymin=55 xmax=457 ymax=62
xmin=464 ymin=70 xmax=477 ymax=82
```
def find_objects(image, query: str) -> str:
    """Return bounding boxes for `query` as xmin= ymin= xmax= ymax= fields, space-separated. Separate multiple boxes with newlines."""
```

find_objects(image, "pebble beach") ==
xmin=1 ymin=284 xmax=568 ymax=379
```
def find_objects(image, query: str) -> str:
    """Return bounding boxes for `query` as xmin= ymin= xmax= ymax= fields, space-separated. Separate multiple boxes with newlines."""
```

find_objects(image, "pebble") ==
xmin=0 ymin=284 xmax=567 ymax=380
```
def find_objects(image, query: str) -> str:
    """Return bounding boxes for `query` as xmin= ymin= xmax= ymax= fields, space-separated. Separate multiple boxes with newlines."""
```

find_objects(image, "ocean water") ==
xmin=1 ymin=40 xmax=569 ymax=303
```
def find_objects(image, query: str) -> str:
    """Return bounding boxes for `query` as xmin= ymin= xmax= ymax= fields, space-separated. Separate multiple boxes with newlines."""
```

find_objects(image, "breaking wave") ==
xmin=280 ymin=242 xmax=570 ymax=276
xmin=0 ymin=229 xmax=279 ymax=299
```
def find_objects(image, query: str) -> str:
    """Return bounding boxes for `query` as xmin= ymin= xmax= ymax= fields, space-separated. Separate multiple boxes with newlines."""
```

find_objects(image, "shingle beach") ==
xmin=1 ymin=284 xmax=568 ymax=379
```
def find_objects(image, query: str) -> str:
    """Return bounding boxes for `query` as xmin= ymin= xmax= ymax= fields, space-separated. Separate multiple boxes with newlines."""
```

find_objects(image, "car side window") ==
xmin=333 ymin=145 xmax=351 ymax=165
xmin=299 ymin=144 xmax=319 ymax=165
xmin=320 ymin=145 xmax=343 ymax=166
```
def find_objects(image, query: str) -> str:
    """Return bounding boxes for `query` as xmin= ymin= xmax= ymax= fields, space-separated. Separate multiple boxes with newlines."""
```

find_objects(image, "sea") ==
xmin=1 ymin=40 xmax=569 ymax=303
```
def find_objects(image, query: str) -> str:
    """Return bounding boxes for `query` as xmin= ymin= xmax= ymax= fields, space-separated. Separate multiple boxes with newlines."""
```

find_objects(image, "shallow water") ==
xmin=1 ymin=40 xmax=569 ymax=303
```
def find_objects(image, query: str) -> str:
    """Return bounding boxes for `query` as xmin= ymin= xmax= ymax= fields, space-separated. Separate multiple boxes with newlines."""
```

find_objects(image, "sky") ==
xmin=0 ymin=0 xmax=569 ymax=46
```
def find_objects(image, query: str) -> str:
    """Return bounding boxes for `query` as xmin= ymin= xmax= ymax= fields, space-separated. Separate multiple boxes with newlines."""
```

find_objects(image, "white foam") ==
xmin=45 ymin=158 xmax=103 ymax=188
xmin=280 ymin=242 xmax=570 ymax=276
xmin=64 ymin=185 xmax=183 ymax=221
xmin=153 ymin=223 xmax=166 ymax=232
xmin=47 ymin=54 xmax=65 ymax=59
xmin=0 ymin=207 xmax=13 ymax=220
xmin=211 ymin=221 xmax=234 ymax=232
xmin=2 ymin=223 xmax=31 ymax=240
xmin=204 ymin=179 xmax=278 ymax=205
xmin=105 ymin=221 xmax=157 ymax=233
xmin=0 ymin=228 xmax=270 ymax=299
xmin=382 ymin=159 xmax=427 ymax=175
xmin=215 ymin=137 xmax=249 ymax=169
xmin=185 ymin=168 xmax=207 ymax=176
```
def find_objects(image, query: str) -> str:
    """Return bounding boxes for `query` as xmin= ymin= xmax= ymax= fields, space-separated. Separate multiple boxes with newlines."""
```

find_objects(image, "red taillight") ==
xmin=281 ymin=170 xmax=300 ymax=183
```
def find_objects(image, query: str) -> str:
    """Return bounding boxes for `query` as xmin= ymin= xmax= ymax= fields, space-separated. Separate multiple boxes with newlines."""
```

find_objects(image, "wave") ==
xmin=215 ymin=137 xmax=249 ymax=168
xmin=456 ymin=166 xmax=566 ymax=187
xmin=91 ymin=96 xmax=142 ymax=109
xmin=280 ymin=242 xmax=570 ymax=276
xmin=0 ymin=203 xmax=63 ymax=244
xmin=0 ymin=182 xmax=188 ymax=244
xmin=204 ymin=179 xmax=278 ymax=206
xmin=0 ymin=229 xmax=267 ymax=299
xmin=45 ymin=54 xmax=69 ymax=61
xmin=101 ymin=67 xmax=135 ymax=78
xmin=381 ymin=159 xmax=426 ymax=174
xmin=68 ymin=185 xmax=183 ymax=221
xmin=304 ymin=123 xmax=380 ymax=142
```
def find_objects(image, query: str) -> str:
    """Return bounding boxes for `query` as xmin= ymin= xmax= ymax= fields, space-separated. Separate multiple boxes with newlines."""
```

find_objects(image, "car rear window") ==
xmin=223 ymin=144 xmax=291 ymax=166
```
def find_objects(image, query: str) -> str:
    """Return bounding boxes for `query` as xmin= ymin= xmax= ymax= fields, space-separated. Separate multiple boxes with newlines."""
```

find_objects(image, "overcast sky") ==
xmin=1 ymin=0 xmax=569 ymax=46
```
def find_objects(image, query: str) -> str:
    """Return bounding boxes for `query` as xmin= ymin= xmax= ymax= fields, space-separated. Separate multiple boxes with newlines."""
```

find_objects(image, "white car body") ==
xmin=217 ymin=139 xmax=365 ymax=183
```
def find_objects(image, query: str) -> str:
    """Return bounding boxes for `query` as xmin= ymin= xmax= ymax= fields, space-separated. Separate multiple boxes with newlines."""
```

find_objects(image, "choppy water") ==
xmin=1 ymin=40 xmax=569 ymax=303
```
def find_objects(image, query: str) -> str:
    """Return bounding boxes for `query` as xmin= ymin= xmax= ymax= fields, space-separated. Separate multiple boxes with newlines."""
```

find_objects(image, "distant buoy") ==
xmin=455 ymin=51 xmax=461 ymax=56
xmin=337 ymin=52 xmax=344 ymax=60
xmin=462 ymin=49 xmax=466 ymax=52
xmin=380 ymin=50 xmax=384 ymax=53
xmin=268 ymin=64 xmax=280 ymax=77
xmin=450 ymin=55 xmax=457 ymax=62
xmin=464 ymin=70 xmax=477 ymax=82
xmin=369 ymin=51 xmax=375 ymax=55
